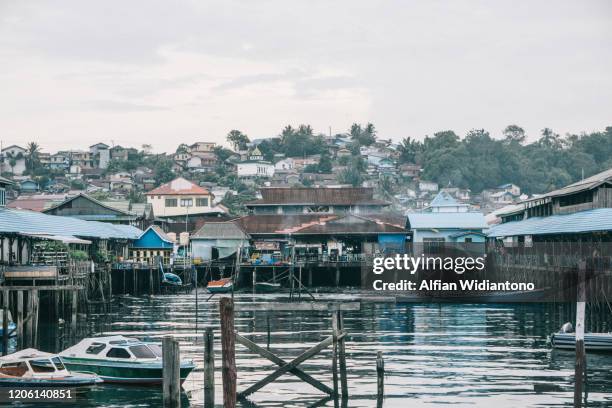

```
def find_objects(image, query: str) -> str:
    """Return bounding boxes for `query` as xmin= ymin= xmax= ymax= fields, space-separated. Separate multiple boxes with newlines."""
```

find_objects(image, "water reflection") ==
xmin=27 ymin=291 xmax=612 ymax=407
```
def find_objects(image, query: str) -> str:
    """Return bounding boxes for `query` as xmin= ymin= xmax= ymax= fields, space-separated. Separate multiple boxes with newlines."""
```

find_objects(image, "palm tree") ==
xmin=26 ymin=141 xmax=41 ymax=172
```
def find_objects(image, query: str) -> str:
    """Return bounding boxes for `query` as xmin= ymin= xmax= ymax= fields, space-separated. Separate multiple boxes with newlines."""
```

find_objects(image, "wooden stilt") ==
xmin=574 ymin=261 xmax=587 ymax=408
xmin=331 ymin=311 xmax=339 ymax=401
xmin=336 ymin=311 xmax=348 ymax=398
xmin=16 ymin=291 xmax=23 ymax=350
xmin=204 ymin=328 xmax=215 ymax=407
xmin=219 ymin=298 xmax=236 ymax=408
xmin=376 ymin=351 xmax=384 ymax=408
xmin=162 ymin=335 xmax=181 ymax=407
xmin=31 ymin=289 xmax=39 ymax=348
xmin=2 ymin=290 xmax=8 ymax=356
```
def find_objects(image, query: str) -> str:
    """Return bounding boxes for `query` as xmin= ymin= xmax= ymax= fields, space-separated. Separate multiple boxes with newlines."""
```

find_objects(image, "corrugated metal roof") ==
xmin=407 ymin=212 xmax=487 ymax=230
xmin=429 ymin=191 xmax=463 ymax=207
xmin=486 ymin=208 xmax=612 ymax=237
xmin=247 ymin=187 xmax=389 ymax=206
xmin=0 ymin=208 xmax=142 ymax=239
xmin=192 ymin=222 xmax=250 ymax=239
xmin=145 ymin=177 xmax=210 ymax=196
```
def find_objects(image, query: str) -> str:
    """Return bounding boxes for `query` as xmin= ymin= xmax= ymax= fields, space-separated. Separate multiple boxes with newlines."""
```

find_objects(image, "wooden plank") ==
xmin=235 ymin=302 xmax=360 ymax=312
xmin=16 ymin=291 xmax=23 ymax=350
xmin=31 ymin=289 xmax=39 ymax=349
xmin=238 ymin=331 xmax=346 ymax=398
xmin=204 ymin=328 xmax=215 ymax=407
xmin=162 ymin=336 xmax=181 ymax=407
xmin=235 ymin=332 xmax=333 ymax=395
xmin=331 ymin=312 xmax=339 ymax=400
xmin=220 ymin=298 xmax=237 ymax=408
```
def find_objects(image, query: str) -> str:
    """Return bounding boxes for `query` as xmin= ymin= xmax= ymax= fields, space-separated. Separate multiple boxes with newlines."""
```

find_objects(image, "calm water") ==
xmin=29 ymin=291 xmax=612 ymax=407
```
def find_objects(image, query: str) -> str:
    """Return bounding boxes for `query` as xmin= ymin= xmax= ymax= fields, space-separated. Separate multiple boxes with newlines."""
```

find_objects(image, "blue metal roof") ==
xmin=487 ymin=208 xmax=612 ymax=237
xmin=0 ymin=208 xmax=142 ymax=240
xmin=429 ymin=191 xmax=460 ymax=207
xmin=407 ymin=212 xmax=487 ymax=230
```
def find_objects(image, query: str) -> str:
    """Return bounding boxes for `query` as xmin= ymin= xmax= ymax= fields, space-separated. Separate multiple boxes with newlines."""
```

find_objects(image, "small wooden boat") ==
xmin=60 ymin=335 xmax=195 ymax=384
xmin=254 ymin=282 xmax=282 ymax=293
xmin=0 ymin=349 xmax=102 ymax=387
xmin=162 ymin=272 xmax=182 ymax=286
xmin=551 ymin=332 xmax=612 ymax=351
xmin=207 ymin=278 xmax=233 ymax=293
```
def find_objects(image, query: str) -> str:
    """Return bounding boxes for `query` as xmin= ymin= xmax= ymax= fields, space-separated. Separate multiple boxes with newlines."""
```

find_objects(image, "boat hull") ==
xmin=254 ymin=282 xmax=281 ymax=293
xmin=0 ymin=375 xmax=100 ymax=387
xmin=551 ymin=333 xmax=612 ymax=351
xmin=62 ymin=358 xmax=195 ymax=384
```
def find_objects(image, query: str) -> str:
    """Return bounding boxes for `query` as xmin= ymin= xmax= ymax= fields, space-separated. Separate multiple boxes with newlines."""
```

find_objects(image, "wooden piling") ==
xmin=376 ymin=351 xmax=384 ymax=408
xmin=574 ymin=261 xmax=586 ymax=408
xmin=25 ymin=290 xmax=33 ymax=348
xmin=219 ymin=298 xmax=237 ymax=408
xmin=204 ymin=328 xmax=215 ymax=407
xmin=71 ymin=290 xmax=78 ymax=333
xmin=2 ymin=290 xmax=8 ymax=356
xmin=162 ymin=336 xmax=181 ymax=407
xmin=331 ymin=311 xmax=339 ymax=399
xmin=16 ymin=291 xmax=23 ymax=350
xmin=335 ymin=311 xmax=348 ymax=398
xmin=31 ymin=289 xmax=39 ymax=348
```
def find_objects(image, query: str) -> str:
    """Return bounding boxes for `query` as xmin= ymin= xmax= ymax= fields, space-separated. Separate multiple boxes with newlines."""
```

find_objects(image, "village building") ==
xmin=246 ymin=187 xmax=390 ymax=215
xmin=145 ymin=177 xmax=216 ymax=218
xmin=191 ymin=222 xmax=250 ymax=261
xmin=406 ymin=212 xmax=487 ymax=244
xmin=42 ymin=193 xmax=153 ymax=228
xmin=1 ymin=145 xmax=27 ymax=175
xmin=236 ymin=147 xmax=274 ymax=179
xmin=274 ymin=158 xmax=294 ymax=171
xmin=129 ymin=225 xmax=174 ymax=265
xmin=418 ymin=181 xmax=439 ymax=193
xmin=399 ymin=164 xmax=421 ymax=179
xmin=189 ymin=142 xmax=216 ymax=153
xmin=424 ymin=191 xmax=470 ymax=213
xmin=89 ymin=143 xmax=110 ymax=169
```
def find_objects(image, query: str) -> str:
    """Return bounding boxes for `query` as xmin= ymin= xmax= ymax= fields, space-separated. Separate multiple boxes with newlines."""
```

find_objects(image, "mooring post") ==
xmin=376 ymin=351 xmax=384 ymax=408
xmin=25 ymin=290 xmax=33 ymax=348
xmin=2 ymin=290 xmax=8 ymax=356
xmin=219 ymin=297 xmax=237 ymax=408
xmin=71 ymin=290 xmax=78 ymax=332
xmin=336 ymin=311 xmax=348 ymax=398
xmin=204 ymin=327 xmax=215 ymax=407
xmin=16 ymin=290 xmax=23 ymax=350
xmin=331 ymin=311 xmax=339 ymax=400
xmin=31 ymin=289 xmax=39 ymax=348
xmin=335 ymin=266 xmax=340 ymax=287
xmin=574 ymin=260 xmax=587 ymax=408
xmin=163 ymin=335 xmax=181 ymax=407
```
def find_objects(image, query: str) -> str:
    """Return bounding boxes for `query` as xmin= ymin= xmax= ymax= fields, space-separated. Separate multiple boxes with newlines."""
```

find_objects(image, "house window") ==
xmin=180 ymin=198 xmax=193 ymax=207
xmin=165 ymin=198 xmax=177 ymax=207
xmin=0 ymin=188 xmax=5 ymax=207
xmin=464 ymin=237 xmax=473 ymax=243
xmin=196 ymin=197 xmax=209 ymax=207
xmin=305 ymin=206 xmax=330 ymax=213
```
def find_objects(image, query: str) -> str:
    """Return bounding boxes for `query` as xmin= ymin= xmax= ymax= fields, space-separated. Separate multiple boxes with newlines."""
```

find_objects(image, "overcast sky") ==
xmin=1 ymin=0 xmax=611 ymax=153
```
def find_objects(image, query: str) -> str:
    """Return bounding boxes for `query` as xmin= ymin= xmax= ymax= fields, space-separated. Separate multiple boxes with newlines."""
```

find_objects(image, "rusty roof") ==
xmin=145 ymin=177 xmax=210 ymax=195
xmin=235 ymin=213 xmax=407 ymax=235
xmin=246 ymin=187 xmax=389 ymax=206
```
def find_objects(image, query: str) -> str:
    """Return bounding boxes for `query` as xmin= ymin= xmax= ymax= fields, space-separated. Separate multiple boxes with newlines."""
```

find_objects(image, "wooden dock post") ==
xmin=331 ymin=311 xmax=339 ymax=401
xmin=163 ymin=336 xmax=181 ymax=407
xmin=204 ymin=327 xmax=215 ymax=407
xmin=71 ymin=290 xmax=78 ymax=332
xmin=25 ymin=290 xmax=33 ymax=348
xmin=16 ymin=291 xmax=23 ymax=350
xmin=574 ymin=261 xmax=587 ymax=408
xmin=219 ymin=298 xmax=236 ymax=408
xmin=376 ymin=351 xmax=384 ymax=408
xmin=31 ymin=289 xmax=39 ymax=348
xmin=335 ymin=311 xmax=348 ymax=398
xmin=2 ymin=290 xmax=8 ymax=356
xmin=335 ymin=266 xmax=340 ymax=287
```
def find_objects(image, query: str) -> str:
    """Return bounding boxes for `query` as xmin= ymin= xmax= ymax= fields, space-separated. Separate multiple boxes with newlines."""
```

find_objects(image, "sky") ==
xmin=1 ymin=0 xmax=611 ymax=153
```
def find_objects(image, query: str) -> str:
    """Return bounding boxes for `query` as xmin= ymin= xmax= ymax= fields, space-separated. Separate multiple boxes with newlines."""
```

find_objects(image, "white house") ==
xmin=1 ymin=145 xmax=27 ymax=175
xmin=424 ymin=191 xmax=470 ymax=213
xmin=418 ymin=181 xmax=439 ymax=192
xmin=145 ymin=177 xmax=219 ymax=217
xmin=237 ymin=147 xmax=274 ymax=179
xmin=274 ymin=158 xmax=294 ymax=171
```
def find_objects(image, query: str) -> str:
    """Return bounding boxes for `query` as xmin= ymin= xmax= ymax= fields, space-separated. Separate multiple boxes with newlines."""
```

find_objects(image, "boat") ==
xmin=162 ymin=272 xmax=182 ymax=286
xmin=550 ymin=322 xmax=612 ymax=351
xmin=59 ymin=335 xmax=195 ymax=384
xmin=254 ymin=282 xmax=282 ymax=293
xmin=0 ymin=311 xmax=17 ymax=339
xmin=0 ymin=349 xmax=102 ymax=387
xmin=551 ymin=332 xmax=612 ymax=351
xmin=207 ymin=278 xmax=233 ymax=293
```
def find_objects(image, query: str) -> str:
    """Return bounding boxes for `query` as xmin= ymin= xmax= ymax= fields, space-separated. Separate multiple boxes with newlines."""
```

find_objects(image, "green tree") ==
xmin=502 ymin=125 xmax=526 ymax=144
xmin=226 ymin=130 xmax=250 ymax=151
xmin=25 ymin=142 xmax=41 ymax=173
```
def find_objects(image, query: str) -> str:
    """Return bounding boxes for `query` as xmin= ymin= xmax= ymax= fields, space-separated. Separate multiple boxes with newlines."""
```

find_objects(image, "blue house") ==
xmin=129 ymin=225 xmax=174 ymax=265
xmin=406 ymin=212 xmax=487 ymax=243
xmin=19 ymin=179 xmax=39 ymax=193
